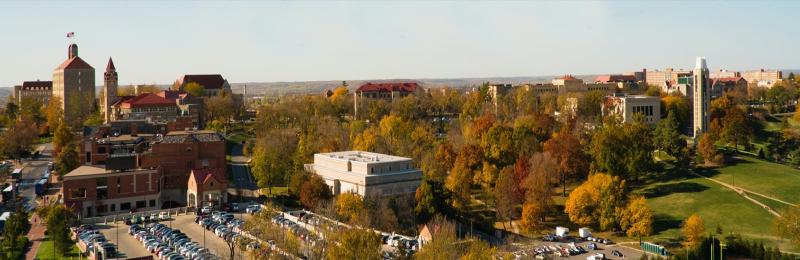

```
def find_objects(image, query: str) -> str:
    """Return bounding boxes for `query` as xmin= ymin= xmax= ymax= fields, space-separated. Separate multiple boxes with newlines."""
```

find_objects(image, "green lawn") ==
xmin=634 ymin=166 xmax=797 ymax=251
xmin=697 ymin=155 xmax=800 ymax=205
xmin=35 ymin=237 xmax=81 ymax=260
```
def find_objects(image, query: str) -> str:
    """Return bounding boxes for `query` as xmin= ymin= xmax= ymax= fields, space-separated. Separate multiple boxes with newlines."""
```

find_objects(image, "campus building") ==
xmin=62 ymin=165 xmax=161 ymax=218
xmin=186 ymin=168 xmax=228 ymax=209
xmin=693 ymin=57 xmax=711 ymax=137
xmin=742 ymin=69 xmax=782 ymax=88
xmin=645 ymin=68 xmax=693 ymax=93
xmin=711 ymin=77 xmax=748 ymax=99
xmin=13 ymin=80 xmax=52 ymax=105
xmin=602 ymin=94 xmax=661 ymax=125
xmin=53 ymin=43 xmax=96 ymax=126
xmin=174 ymin=74 xmax=232 ymax=97
xmin=307 ymin=151 xmax=422 ymax=197
xmin=109 ymin=90 xmax=203 ymax=128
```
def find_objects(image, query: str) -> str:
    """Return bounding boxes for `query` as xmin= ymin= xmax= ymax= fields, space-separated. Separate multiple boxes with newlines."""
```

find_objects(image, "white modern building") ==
xmin=693 ymin=57 xmax=710 ymax=138
xmin=602 ymin=94 xmax=661 ymax=125
xmin=307 ymin=151 xmax=422 ymax=197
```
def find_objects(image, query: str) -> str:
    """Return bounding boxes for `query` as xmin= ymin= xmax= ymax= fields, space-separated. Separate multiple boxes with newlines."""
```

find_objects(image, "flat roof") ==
xmin=317 ymin=151 xmax=411 ymax=163
xmin=166 ymin=130 xmax=217 ymax=135
xmin=63 ymin=165 xmax=154 ymax=178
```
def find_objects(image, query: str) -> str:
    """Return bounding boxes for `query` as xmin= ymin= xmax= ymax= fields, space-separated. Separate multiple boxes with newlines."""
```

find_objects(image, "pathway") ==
xmin=689 ymin=170 xmax=782 ymax=217
xmin=24 ymin=214 xmax=46 ymax=260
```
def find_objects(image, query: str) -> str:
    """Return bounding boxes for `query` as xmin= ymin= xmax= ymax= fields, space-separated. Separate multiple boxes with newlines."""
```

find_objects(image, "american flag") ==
xmin=66 ymin=32 xmax=75 ymax=38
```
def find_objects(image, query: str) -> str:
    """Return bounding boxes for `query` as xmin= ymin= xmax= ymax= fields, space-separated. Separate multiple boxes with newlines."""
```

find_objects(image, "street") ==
xmin=16 ymin=143 xmax=53 ymax=212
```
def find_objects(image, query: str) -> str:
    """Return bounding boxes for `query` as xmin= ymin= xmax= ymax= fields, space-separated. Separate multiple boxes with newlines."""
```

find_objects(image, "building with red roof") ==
xmin=175 ymin=74 xmax=232 ymax=96
xmin=595 ymin=74 xmax=637 ymax=84
xmin=187 ymin=168 xmax=228 ymax=209
xmin=53 ymin=43 xmax=96 ymax=126
xmin=711 ymin=77 xmax=747 ymax=99
xmin=355 ymin=82 xmax=422 ymax=99
xmin=109 ymin=90 xmax=204 ymax=128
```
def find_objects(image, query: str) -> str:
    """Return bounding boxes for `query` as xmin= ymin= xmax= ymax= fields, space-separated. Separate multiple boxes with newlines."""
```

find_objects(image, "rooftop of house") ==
xmin=190 ymin=168 xmax=227 ymax=186
xmin=20 ymin=80 xmax=53 ymax=90
xmin=160 ymin=130 xmax=222 ymax=144
xmin=55 ymin=56 xmax=94 ymax=71
xmin=316 ymin=151 xmax=411 ymax=164
xmin=178 ymin=74 xmax=228 ymax=90
xmin=63 ymin=165 xmax=154 ymax=178
xmin=356 ymin=82 xmax=420 ymax=93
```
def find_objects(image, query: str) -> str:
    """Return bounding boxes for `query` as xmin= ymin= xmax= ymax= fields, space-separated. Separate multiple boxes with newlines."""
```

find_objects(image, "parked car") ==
xmin=159 ymin=212 xmax=171 ymax=220
xmin=612 ymin=250 xmax=623 ymax=258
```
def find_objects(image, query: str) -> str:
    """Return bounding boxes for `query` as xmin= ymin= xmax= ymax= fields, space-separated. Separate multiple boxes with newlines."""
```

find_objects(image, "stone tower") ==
xmin=103 ymin=57 xmax=118 ymax=123
xmin=53 ymin=43 xmax=95 ymax=127
xmin=693 ymin=57 xmax=710 ymax=138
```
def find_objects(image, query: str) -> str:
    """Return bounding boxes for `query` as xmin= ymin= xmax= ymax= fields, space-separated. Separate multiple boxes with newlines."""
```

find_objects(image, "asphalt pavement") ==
xmin=17 ymin=143 xmax=53 ymax=211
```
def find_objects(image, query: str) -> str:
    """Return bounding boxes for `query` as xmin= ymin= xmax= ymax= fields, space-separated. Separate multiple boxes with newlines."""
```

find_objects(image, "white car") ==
xmin=159 ymin=212 xmax=170 ymax=220
xmin=201 ymin=206 xmax=212 ymax=214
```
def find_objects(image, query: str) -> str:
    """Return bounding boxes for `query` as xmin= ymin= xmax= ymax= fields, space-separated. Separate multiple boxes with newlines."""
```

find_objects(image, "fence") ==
xmin=77 ymin=206 xmax=192 ymax=225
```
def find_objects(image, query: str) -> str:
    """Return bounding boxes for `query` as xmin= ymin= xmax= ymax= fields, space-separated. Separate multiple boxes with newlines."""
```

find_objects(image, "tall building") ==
xmin=13 ymin=80 xmax=52 ymax=105
xmin=693 ymin=57 xmax=710 ymax=138
xmin=742 ymin=69 xmax=782 ymax=88
xmin=53 ymin=43 xmax=96 ymax=126
xmin=103 ymin=57 xmax=118 ymax=124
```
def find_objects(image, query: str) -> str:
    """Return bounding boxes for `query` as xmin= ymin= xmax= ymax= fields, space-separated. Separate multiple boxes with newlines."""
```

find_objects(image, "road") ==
xmin=228 ymin=144 xmax=258 ymax=197
xmin=16 ymin=143 xmax=53 ymax=212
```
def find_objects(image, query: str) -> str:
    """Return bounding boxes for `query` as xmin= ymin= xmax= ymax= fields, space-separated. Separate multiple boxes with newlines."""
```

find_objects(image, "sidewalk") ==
xmin=25 ymin=214 xmax=46 ymax=260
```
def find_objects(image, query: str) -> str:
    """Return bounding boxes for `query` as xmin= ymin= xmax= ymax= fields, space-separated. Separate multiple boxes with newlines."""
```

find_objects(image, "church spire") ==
xmin=106 ymin=57 xmax=116 ymax=72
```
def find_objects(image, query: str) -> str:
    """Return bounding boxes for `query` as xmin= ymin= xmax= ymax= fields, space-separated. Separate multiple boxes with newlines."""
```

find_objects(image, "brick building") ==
xmin=110 ymin=90 xmax=204 ymax=128
xmin=62 ymin=166 xmax=161 ymax=218
xmin=175 ymin=74 xmax=232 ymax=97
xmin=186 ymin=168 xmax=228 ymax=209
xmin=13 ymin=80 xmax=52 ymax=105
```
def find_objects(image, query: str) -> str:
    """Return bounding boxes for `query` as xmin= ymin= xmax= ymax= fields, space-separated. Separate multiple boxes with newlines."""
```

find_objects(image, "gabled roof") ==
xmin=178 ymin=74 xmax=227 ymax=90
xmin=559 ymin=74 xmax=578 ymax=80
xmin=117 ymin=93 xmax=176 ymax=109
xmin=55 ymin=56 xmax=94 ymax=70
xmin=356 ymin=82 xmax=419 ymax=93
xmin=712 ymin=77 xmax=746 ymax=85
xmin=21 ymin=81 xmax=52 ymax=90
xmin=190 ymin=168 xmax=227 ymax=186
xmin=157 ymin=90 xmax=189 ymax=100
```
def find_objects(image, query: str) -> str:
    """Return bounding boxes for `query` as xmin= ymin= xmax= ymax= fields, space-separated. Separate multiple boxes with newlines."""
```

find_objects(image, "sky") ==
xmin=0 ymin=1 xmax=798 ymax=87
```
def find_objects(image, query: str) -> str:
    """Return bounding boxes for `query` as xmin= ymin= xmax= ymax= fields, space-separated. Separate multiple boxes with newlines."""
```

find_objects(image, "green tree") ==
xmin=44 ymin=205 xmax=76 ymax=255
xmin=56 ymin=142 xmax=80 ymax=176
xmin=1 ymin=117 xmax=38 ymax=161
xmin=19 ymin=96 xmax=44 ymax=124
xmin=184 ymin=82 xmax=206 ymax=97
xmin=52 ymin=119 xmax=73 ymax=156
xmin=720 ymin=106 xmax=753 ymax=150
xmin=1 ymin=206 xmax=30 ymax=260
xmin=415 ymin=178 xmax=451 ymax=223
xmin=653 ymin=110 xmax=686 ymax=159
xmin=774 ymin=206 xmax=800 ymax=247
xmin=4 ymin=101 xmax=19 ymax=119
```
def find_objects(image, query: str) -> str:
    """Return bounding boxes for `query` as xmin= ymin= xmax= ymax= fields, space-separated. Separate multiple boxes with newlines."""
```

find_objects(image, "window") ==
xmin=136 ymin=200 xmax=146 ymax=208
xmin=110 ymin=204 xmax=116 ymax=212
xmin=71 ymin=188 xmax=86 ymax=199
xmin=97 ymin=147 xmax=106 ymax=154
xmin=120 ymin=203 xmax=131 ymax=210
xmin=86 ymin=152 xmax=91 ymax=164
xmin=149 ymin=200 xmax=155 ymax=207
xmin=97 ymin=205 xmax=107 ymax=213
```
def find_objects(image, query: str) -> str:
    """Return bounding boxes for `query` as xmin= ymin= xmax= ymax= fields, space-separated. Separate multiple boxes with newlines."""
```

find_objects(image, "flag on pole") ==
xmin=66 ymin=32 xmax=75 ymax=38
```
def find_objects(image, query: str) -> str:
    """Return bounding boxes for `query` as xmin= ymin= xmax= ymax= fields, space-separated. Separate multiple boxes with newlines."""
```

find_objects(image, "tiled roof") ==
xmin=157 ymin=90 xmax=189 ymax=100
xmin=356 ymin=82 xmax=419 ymax=93
xmin=559 ymin=74 xmax=578 ymax=80
xmin=712 ymin=77 xmax=745 ymax=85
xmin=21 ymin=81 xmax=52 ymax=90
xmin=118 ymin=93 xmax=176 ymax=109
xmin=106 ymin=57 xmax=116 ymax=71
xmin=55 ymin=56 xmax=94 ymax=70
xmin=179 ymin=74 xmax=227 ymax=90
xmin=191 ymin=168 xmax=227 ymax=185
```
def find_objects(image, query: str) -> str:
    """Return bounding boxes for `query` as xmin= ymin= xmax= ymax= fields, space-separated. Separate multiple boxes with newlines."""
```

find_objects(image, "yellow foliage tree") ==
xmin=682 ymin=214 xmax=705 ymax=249
xmin=619 ymin=196 xmax=653 ymax=239
xmin=564 ymin=173 xmax=625 ymax=230
xmin=352 ymin=127 xmax=379 ymax=152
xmin=335 ymin=193 xmax=366 ymax=225
xmin=520 ymin=202 xmax=545 ymax=232
xmin=445 ymin=158 xmax=474 ymax=209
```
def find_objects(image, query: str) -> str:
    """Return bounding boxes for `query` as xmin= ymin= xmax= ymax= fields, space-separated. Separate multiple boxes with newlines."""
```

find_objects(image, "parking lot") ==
xmin=516 ymin=239 xmax=645 ymax=260
xmin=97 ymin=223 xmax=151 ymax=259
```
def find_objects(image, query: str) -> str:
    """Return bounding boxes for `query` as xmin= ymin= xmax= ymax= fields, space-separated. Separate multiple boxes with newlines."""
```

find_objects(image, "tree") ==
xmin=1 ymin=117 xmax=38 ymax=161
xmin=4 ymin=101 xmax=18 ymax=119
xmin=415 ymin=178 xmax=450 ymax=223
xmin=520 ymin=202 xmax=546 ymax=232
xmin=44 ymin=205 xmax=76 ymax=255
xmin=697 ymin=133 xmax=721 ymax=165
xmin=19 ymin=96 xmax=44 ymax=124
xmin=521 ymin=152 xmax=557 ymax=228
xmin=52 ymin=120 xmax=73 ymax=156
xmin=494 ymin=167 xmax=520 ymax=230
xmin=335 ymin=193 xmax=366 ymax=224
xmin=774 ymin=206 xmax=800 ymax=247
xmin=653 ymin=110 xmax=686 ymax=159
xmin=591 ymin=119 xmax=655 ymax=181
xmin=56 ymin=142 xmax=80 ymax=176
xmin=720 ymin=106 xmax=753 ymax=150
xmin=543 ymin=126 xmax=587 ymax=196
xmin=184 ymin=82 xmax=206 ymax=97
xmin=414 ymin=215 xmax=459 ymax=260
xmin=461 ymin=239 xmax=496 ymax=260
xmin=299 ymin=174 xmax=332 ymax=209
xmin=683 ymin=214 xmax=706 ymax=249
xmin=564 ymin=173 xmax=625 ymax=231
xmin=44 ymin=96 xmax=63 ymax=134
xmin=205 ymin=90 xmax=237 ymax=123
xmin=662 ymin=94 xmax=690 ymax=131
xmin=325 ymin=228 xmax=382 ymax=260
xmin=619 ymin=196 xmax=653 ymax=239
xmin=1 ymin=206 xmax=30 ymax=260
xmin=445 ymin=158 xmax=474 ymax=209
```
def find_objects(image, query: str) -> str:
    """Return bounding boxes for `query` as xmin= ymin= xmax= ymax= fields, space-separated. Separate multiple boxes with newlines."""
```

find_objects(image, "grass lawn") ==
xmin=633 ymin=167 xmax=794 ymax=251
xmin=35 ymin=237 xmax=81 ymax=260
xmin=696 ymin=155 xmax=800 ymax=205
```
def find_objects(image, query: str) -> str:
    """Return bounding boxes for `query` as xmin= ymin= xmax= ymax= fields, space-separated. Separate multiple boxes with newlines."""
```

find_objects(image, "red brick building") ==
xmin=186 ymin=168 xmax=227 ymax=209
xmin=355 ymin=82 xmax=422 ymax=99
xmin=62 ymin=166 xmax=161 ymax=217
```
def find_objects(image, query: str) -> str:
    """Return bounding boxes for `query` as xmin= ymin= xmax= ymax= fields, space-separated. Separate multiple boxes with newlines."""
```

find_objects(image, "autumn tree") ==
xmin=414 ymin=215 xmax=460 ymax=260
xmin=520 ymin=152 xmax=557 ymax=230
xmin=325 ymin=228 xmax=382 ymax=260
xmin=335 ymin=193 xmax=366 ymax=225
xmin=52 ymin=119 xmax=73 ymax=156
xmin=494 ymin=167 xmax=519 ymax=230
xmin=697 ymin=133 xmax=721 ymax=165
xmin=773 ymin=206 xmax=800 ymax=247
xmin=720 ymin=106 xmax=753 ymax=150
xmin=591 ymin=118 xmax=655 ymax=180
xmin=19 ymin=96 xmax=44 ymax=124
xmin=56 ymin=142 xmax=80 ymax=176
xmin=4 ymin=101 xmax=18 ymax=119
xmin=543 ymin=126 xmax=587 ymax=196
xmin=662 ymin=94 xmax=690 ymax=130
xmin=619 ymin=196 xmax=653 ymax=239
xmin=205 ymin=90 xmax=237 ymax=123
xmin=299 ymin=174 xmax=332 ymax=209
xmin=683 ymin=214 xmax=706 ymax=249
xmin=1 ymin=117 xmax=38 ymax=161
xmin=445 ymin=158 xmax=474 ymax=209
xmin=183 ymin=82 xmax=206 ymax=97
xmin=44 ymin=96 xmax=63 ymax=134
xmin=564 ymin=173 xmax=625 ymax=231
xmin=415 ymin=178 xmax=451 ymax=223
